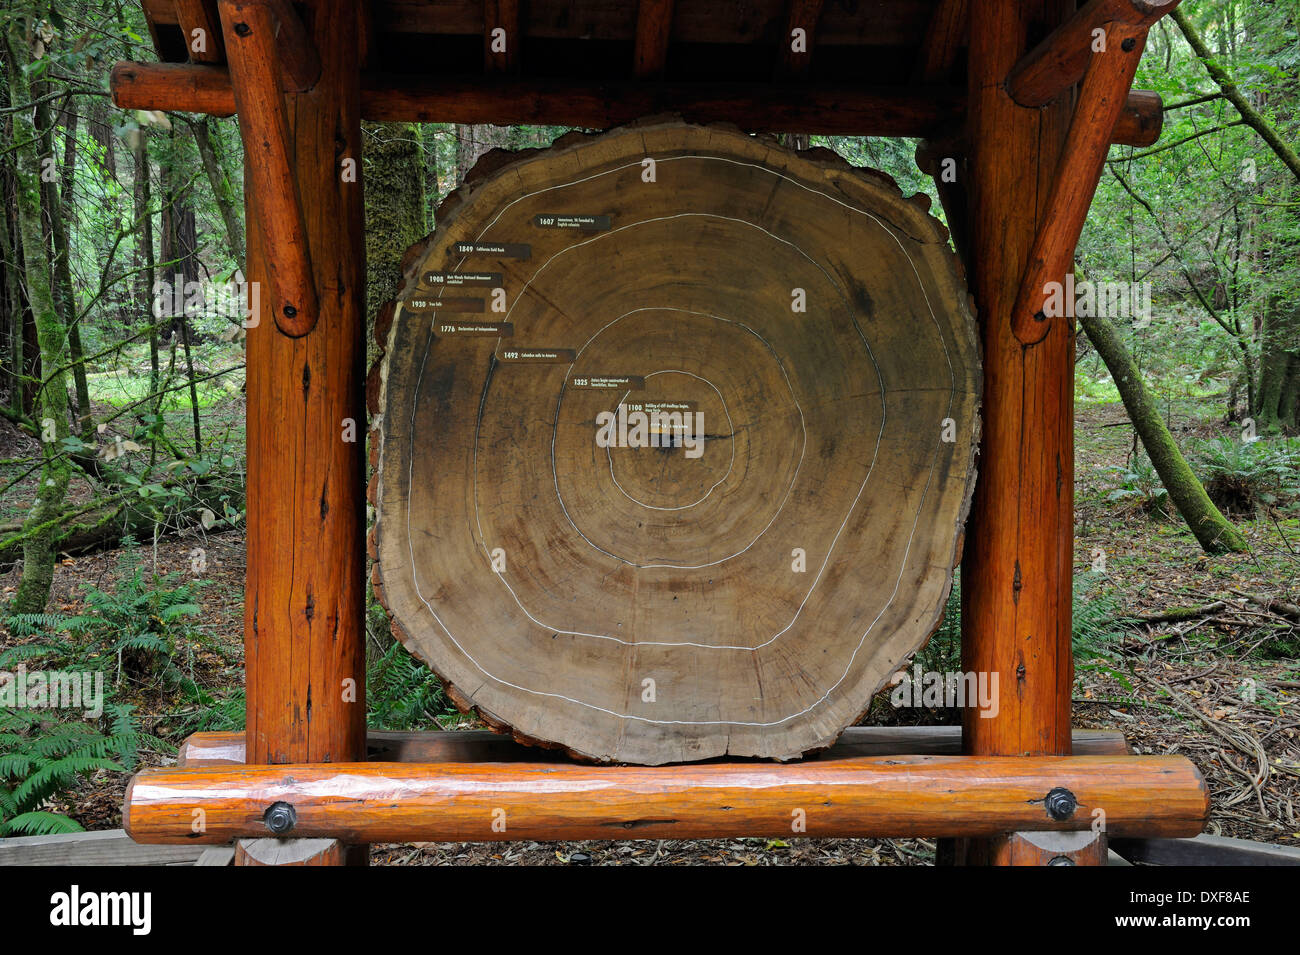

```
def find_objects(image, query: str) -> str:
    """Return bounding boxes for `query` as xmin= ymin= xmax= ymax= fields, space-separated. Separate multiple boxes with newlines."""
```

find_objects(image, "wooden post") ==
xmin=961 ymin=0 xmax=1079 ymax=862
xmin=240 ymin=0 xmax=367 ymax=864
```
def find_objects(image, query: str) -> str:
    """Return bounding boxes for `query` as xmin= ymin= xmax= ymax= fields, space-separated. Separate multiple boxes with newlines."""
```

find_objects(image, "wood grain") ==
xmin=1005 ymin=0 xmax=1181 ymax=108
xmin=219 ymin=0 xmax=318 ymax=335
xmin=123 ymin=755 xmax=1210 ymax=844
xmin=961 ymin=0 xmax=1074 ymax=763
xmin=240 ymin=0 xmax=367 ymax=775
xmin=371 ymin=121 xmax=979 ymax=764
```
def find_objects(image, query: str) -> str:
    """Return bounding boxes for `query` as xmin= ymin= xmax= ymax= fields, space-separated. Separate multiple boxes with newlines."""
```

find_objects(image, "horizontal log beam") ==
xmin=177 ymin=725 xmax=1132 ymax=766
xmin=1114 ymin=88 xmax=1162 ymax=146
xmin=109 ymin=62 xmax=1164 ymax=145
xmin=124 ymin=755 xmax=1207 ymax=844
xmin=110 ymin=62 xmax=957 ymax=134
xmin=1005 ymin=0 xmax=1181 ymax=107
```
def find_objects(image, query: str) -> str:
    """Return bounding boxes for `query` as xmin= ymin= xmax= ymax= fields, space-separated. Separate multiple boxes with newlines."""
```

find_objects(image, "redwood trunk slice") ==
xmin=371 ymin=121 xmax=980 ymax=765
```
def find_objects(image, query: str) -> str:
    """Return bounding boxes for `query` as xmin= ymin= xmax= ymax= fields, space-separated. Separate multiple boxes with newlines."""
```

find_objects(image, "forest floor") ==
xmin=2 ymin=392 xmax=1298 ymax=865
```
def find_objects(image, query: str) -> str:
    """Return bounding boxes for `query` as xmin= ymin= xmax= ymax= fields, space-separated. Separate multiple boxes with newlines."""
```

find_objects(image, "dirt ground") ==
xmin=2 ymin=397 xmax=1298 ymax=865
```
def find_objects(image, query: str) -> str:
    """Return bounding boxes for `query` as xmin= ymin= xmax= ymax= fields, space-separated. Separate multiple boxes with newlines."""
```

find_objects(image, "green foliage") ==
xmin=48 ymin=542 xmax=204 ymax=684
xmin=1105 ymin=453 xmax=1172 ymax=518
xmin=0 ymin=702 xmax=140 ymax=837
xmin=366 ymin=640 xmax=459 ymax=730
xmin=1194 ymin=436 xmax=1300 ymax=516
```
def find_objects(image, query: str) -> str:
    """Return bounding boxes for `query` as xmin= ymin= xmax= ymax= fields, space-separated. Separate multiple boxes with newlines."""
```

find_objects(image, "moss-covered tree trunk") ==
xmin=6 ymin=17 xmax=72 ymax=613
xmin=363 ymin=120 xmax=427 ymax=658
xmin=1079 ymin=310 xmax=1248 ymax=554
xmin=190 ymin=116 xmax=245 ymax=270
xmin=363 ymin=121 xmax=426 ymax=352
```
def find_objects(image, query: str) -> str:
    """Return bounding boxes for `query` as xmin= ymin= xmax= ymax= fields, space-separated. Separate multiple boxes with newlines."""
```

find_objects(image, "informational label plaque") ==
xmin=533 ymin=214 xmax=612 ymax=231
xmin=403 ymin=296 xmax=485 ymax=312
xmin=569 ymin=375 xmax=646 ymax=390
xmin=499 ymin=348 xmax=578 ymax=363
xmin=423 ymin=271 xmax=503 ymax=287
xmin=435 ymin=321 xmax=514 ymax=337
xmin=453 ymin=242 xmax=531 ymax=259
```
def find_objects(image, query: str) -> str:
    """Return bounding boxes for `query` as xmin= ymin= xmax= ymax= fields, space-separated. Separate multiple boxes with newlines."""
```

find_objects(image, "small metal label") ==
xmin=622 ymin=400 xmax=698 ymax=415
xmin=499 ymin=348 xmax=577 ymax=363
xmin=435 ymin=321 xmax=514 ymax=337
xmin=533 ymin=214 xmax=612 ymax=231
xmin=453 ymin=242 xmax=531 ymax=259
xmin=423 ymin=271 xmax=503 ymax=287
xmin=404 ymin=296 xmax=485 ymax=312
xmin=570 ymin=375 xmax=646 ymax=391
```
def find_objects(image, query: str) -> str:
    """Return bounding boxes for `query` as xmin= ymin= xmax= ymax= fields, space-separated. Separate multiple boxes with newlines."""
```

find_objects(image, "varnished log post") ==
xmin=239 ymin=0 xmax=367 ymax=863
xmin=961 ymin=0 xmax=1078 ymax=861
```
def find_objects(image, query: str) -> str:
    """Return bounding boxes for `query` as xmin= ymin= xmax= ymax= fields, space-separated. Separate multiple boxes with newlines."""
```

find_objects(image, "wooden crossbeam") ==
xmin=218 ymin=0 xmax=317 ymax=336
xmin=111 ymin=60 xmax=1164 ymax=148
xmin=633 ymin=0 xmax=674 ymax=78
xmin=111 ymin=64 xmax=963 ymax=135
xmin=1005 ymin=0 xmax=1181 ymax=107
xmin=775 ymin=0 xmax=824 ymax=79
xmin=484 ymin=0 xmax=520 ymax=73
xmin=174 ymin=0 xmax=225 ymax=63
xmin=124 ymin=755 xmax=1207 ymax=845
xmin=1012 ymin=20 xmax=1149 ymax=346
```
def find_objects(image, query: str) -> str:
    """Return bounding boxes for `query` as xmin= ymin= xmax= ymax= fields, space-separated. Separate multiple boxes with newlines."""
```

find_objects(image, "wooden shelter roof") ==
xmin=139 ymin=1 xmax=962 ymax=87
xmin=118 ymin=0 xmax=1166 ymax=144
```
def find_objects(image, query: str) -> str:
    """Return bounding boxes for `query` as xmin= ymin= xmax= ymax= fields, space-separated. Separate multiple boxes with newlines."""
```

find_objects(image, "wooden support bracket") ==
xmin=1005 ymin=0 xmax=1181 ymax=107
xmin=1012 ymin=20 xmax=1149 ymax=346
xmin=218 ymin=0 xmax=318 ymax=336
xmin=123 ymin=755 xmax=1208 ymax=845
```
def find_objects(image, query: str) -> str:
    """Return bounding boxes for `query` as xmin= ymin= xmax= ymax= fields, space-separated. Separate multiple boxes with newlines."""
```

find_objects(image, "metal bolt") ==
xmin=234 ymin=21 xmax=251 ymax=37
xmin=1048 ymin=855 xmax=1076 ymax=866
xmin=283 ymin=304 xmax=298 ymax=319
xmin=1121 ymin=37 xmax=1136 ymax=52
xmin=264 ymin=801 xmax=296 ymax=834
xmin=1044 ymin=787 xmax=1078 ymax=821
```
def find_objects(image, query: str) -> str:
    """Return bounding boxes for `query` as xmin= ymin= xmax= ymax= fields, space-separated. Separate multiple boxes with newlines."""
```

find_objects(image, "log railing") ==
xmin=124 ymin=754 xmax=1208 ymax=845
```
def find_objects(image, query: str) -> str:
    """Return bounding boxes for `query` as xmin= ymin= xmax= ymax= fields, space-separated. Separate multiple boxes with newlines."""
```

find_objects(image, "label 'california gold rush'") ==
xmin=436 ymin=322 xmax=514 ymax=337
xmin=454 ymin=242 xmax=531 ymax=259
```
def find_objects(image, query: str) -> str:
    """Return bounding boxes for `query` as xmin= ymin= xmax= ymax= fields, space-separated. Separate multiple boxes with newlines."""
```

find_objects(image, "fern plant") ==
xmin=0 ymin=704 xmax=140 ymax=837
xmin=1196 ymin=436 xmax=1300 ymax=517
xmin=366 ymin=640 xmax=458 ymax=730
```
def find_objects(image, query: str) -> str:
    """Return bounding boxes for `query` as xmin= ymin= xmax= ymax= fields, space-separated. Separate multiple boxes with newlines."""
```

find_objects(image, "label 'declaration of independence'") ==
xmin=435 ymin=321 xmax=514 ymax=337
xmin=533 ymin=214 xmax=612 ymax=231
xmin=569 ymin=375 xmax=646 ymax=391
xmin=499 ymin=348 xmax=578 ymax=363
xmin=453 ymin=242 xmax=531 ymax=259
xmin=403 ymin=296 xmax=485 ymax=312
xmin=422 ymin=271 xmax=503 ymax=287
